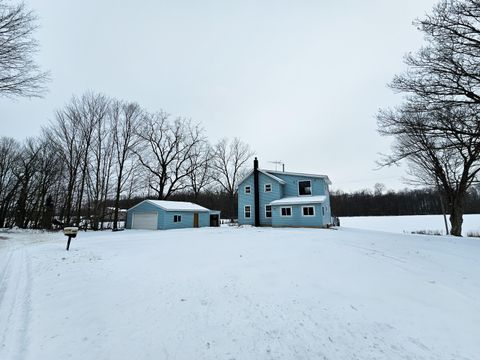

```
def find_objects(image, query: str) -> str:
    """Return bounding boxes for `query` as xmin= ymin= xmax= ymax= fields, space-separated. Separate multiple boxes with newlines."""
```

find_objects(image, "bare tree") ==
xmin=0 ymin=136 xmax=20 ymax=227
xmin=392 ymin=0 xmax=480 ymax=106
xmin=87 ymin=104 xmax=114 ymax=230
xmin=212 ymin=138 xmax=254 ymax=219
xmin=110 ymin=100 xmax=143 ymax=230
xmin=73 ymin=93 xmax=110 ymax=227
xmin=136 ymin=112 xmax=206 ymax=199
xmin=187 ymin=140 xmax=213 ymax=200
xmin=0 ymin=0 xmax=49 ymax=97
xmin=45 ymin=109 xmax=82 ymax=225
xmin=378 ymin=102 xmax=480 ymax=236
xmin=378 ymin=0 xmax=480 ymax=236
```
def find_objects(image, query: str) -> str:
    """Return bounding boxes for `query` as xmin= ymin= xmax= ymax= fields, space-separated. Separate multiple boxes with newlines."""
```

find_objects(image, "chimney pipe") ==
xmin=253 ymin=157 xmax=260 ymax=227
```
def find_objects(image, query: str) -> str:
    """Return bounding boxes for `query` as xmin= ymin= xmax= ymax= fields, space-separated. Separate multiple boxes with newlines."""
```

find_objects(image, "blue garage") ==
xmin=126 ymin=200 xmax=220 ymax=230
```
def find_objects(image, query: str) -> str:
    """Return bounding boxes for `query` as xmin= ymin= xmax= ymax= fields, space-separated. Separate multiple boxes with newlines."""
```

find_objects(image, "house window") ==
xmin=264 ymin=183 xmax=272 ymax=192
xmin=302 ymin=206 xmax=315 ymax=216
xmin=265 ymin=205 xmax=272 ymax=218
xmin=299 ymin=180 xmax=312 ymax=196
xmin=280 ymin=207 xmax=292 ymax=217
xmin=322 ymin=206 xmax=325 ymax=216
xmin=245 ymin=186 xmax=251 ymax=194
xmin=244 ymin=205 xmax=251 ymax=218
xmin=173 ymin=215 xmax=182 ymax=223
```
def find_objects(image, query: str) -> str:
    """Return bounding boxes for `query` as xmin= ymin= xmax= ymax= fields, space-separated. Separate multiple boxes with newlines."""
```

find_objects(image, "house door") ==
xmin=193 ymin=213 xmax=199 ymax=228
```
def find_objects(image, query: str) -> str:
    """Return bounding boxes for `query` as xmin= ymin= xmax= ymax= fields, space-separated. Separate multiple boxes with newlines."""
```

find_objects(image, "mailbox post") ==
xmin=63 ymin=227 xmax=78 ymax=251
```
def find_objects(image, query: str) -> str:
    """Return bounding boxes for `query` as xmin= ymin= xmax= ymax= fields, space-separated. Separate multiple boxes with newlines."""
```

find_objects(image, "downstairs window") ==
xmin=280 ymin=207 xmax=292 ymax=217
xmin=302 ymin=206 xmax=315 ymax=216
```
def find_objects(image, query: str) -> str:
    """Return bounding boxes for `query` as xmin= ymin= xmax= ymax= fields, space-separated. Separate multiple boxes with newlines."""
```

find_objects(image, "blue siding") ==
xmin=237 ymin=170 xmax=332 ymax=227
xmin=127 ymin=200 xmax=212 ymax=230
xmin=272 ymin=173 xmax=328 ymax=197
xmin=162 ymin=211 xmax=209 ymax=229
xmin=237 ymin=174 xmax=255 ymax=225
xmin=126 ymin=201 xmax=163 ymax=229
xmin=271 ymin=204 xmax=325 ymax=227
xmin=237 ymin=172 xmax=283 ymax=226
xmin=258 ymin=173 xmax=282 ymax=226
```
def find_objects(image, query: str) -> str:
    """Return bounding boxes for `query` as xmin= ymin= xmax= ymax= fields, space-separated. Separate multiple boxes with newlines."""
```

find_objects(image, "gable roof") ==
xmin=269 ymin=195 xmax=327 ymax=206
xmin=237 ymin=169 xmax=287 ymax=187
xmin=266 ymin=170 xmax=332 ymax=185
xmin=128 ymin=200 xmax=210 ymax=212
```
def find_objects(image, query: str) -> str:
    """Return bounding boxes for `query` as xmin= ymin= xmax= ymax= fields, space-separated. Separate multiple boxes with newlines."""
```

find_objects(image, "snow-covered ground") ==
xmin=1 ymin=226 xmax=479 ymax=360
xmin=341 ymin=214 xmax=480 ymax=236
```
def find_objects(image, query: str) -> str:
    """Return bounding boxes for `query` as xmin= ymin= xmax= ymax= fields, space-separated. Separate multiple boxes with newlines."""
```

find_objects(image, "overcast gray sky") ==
xmin=1 ymin=0 xmax=438 ymax=192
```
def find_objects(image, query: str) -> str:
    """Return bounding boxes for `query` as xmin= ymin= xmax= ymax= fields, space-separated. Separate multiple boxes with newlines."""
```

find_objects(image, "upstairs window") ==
xmin=302 ymin=206 xmax=315 ymax=216
xmin=264 ymin=183 xmax=272 ymax=192
xmin=299 ymin=180 xmax=312 ymax=196
xmin=245 ymin=186 xmax=251 ymax=194
xmin=280 ymin=207 xmax=292 ymax=217
xmin=173 ymin=215 xmax=182 ymax=223
xmin=265 ymin=205 xmax=272 ymax=218
xmin=244 ymin=205 xmax=251 ymax=218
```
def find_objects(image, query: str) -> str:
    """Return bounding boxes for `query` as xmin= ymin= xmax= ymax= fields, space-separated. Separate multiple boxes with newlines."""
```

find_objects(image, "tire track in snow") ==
xmin=0 ymin=244 xmax=32 ymax=360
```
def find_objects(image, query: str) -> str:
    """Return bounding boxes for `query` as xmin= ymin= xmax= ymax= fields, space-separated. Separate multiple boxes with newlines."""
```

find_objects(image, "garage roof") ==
xmin=129 ymin=200 xmax=210 ymax=212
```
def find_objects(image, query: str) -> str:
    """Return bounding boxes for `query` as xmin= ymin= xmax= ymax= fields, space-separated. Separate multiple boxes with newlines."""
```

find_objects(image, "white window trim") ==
xmin=264 ymin=183 xmax=272 ymax=192
xmin=244 ymin=205 xmax=251 ymax=219
xmin=280 ymin=206 xmax=292 ymax=217
xmin=298 ymin=179 xmax=312 ymax=196
xmin=301 ymin=206 xmax=315 ymax=217
xmin=265 ymin=205 xmax=272 ymax=218
xmin=245 ymin=186 xmax=251 ymax=194
xmin=173 ymin=214 xmax=182 ymax=223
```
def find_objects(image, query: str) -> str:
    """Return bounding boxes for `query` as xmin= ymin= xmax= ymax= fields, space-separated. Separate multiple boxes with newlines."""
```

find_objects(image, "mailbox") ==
xmin=63 ymin=227 xmax=79 ymax=250
xmin=63 ymin=227 xmax=79 ymax=238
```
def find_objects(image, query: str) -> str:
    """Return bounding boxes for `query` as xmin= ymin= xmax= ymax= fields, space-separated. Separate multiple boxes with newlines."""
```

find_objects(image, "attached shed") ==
xmin=126 ymin=200 xmax=219 ymax=230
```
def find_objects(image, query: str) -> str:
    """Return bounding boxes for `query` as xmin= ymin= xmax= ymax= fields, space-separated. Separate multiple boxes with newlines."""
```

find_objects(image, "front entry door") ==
xmin=193 ymin=212 xmax=199 ymax=228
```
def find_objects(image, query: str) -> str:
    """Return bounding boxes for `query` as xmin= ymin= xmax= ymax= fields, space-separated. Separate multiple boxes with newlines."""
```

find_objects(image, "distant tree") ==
xmin=212 ymin=138 xmax=254 ymax=219
xmin=0 ymin=0 xmax=49 ymax=97
xmin=135 ymin=112 xmax=206 ymax=199
xmin=373 ymin=183 xmax=386 ymax=196
xmin=378 ymin=0 xmax=480 ymax=236
xmin=187 ymin=141 xmax=213 ymax=201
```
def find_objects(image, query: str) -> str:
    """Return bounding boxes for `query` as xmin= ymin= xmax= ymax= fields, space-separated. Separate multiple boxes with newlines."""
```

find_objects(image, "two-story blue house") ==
xmin=237 ymin=158 xmax=332 ymax=228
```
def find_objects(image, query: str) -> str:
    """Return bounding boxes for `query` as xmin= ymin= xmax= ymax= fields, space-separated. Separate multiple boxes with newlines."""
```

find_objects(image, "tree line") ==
xmin=331 ymin=185 xmax=480 ymax=217
xmin=0 ymin=92 xmax=253 ymax=229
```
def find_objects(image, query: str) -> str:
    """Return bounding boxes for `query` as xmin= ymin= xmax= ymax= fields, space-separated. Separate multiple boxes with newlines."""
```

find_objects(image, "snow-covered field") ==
xmin=1 ymin=226 xmax=479 ymax=360
xmin=341 ymin=214 xmax=480 ymax=236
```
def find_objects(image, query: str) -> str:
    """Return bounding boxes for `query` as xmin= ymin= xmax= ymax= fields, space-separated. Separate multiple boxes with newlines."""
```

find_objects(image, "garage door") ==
xmin=132 ymin=212 xmax=157 ymax=230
